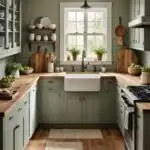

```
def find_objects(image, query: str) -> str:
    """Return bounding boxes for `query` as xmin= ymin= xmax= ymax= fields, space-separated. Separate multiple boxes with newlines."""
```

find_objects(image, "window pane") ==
xmin=68 ymin=35 xmax=76 ymax=47
xmin=77 ymin=35 xmax=84 ymax=46
xmin=96 ymin=12 xmax=104 ymax=21
xmin=87 ymin=35 xmax=96 ymax=51
xmin=77 ymin=22 xmax=84 ymax=33
xmin=77 ymin=12 xmax=84 ymax=21
xmin=88 ymin=22 xmax=95 ymax=33
xmin=88 ymin=12 xmax=95 ymax=21
xmin=68 ymin=12 xmax=76 ymax=21
xmin=96 ymin=35 xmax=104 ymax=47
xmin=67 ymin=22 xmax=76 ymax=33
xmin=95 ymin=21 xmax=104 ymax=33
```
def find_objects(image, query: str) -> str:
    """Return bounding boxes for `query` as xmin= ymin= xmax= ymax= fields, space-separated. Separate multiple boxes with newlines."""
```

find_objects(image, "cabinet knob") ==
xmin=18 ymin=108 xmax=22 ymax=112
xmin=24 ymin=101 xmax=27 ymax=105
xmin=9 ymin=116 xmax=14 ymax=120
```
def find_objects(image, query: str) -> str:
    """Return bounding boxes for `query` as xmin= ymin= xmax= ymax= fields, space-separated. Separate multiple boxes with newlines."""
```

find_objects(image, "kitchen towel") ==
xmin=45 ymin=141 xmax=83 ymax=150
xmin=49 ymin=129 xmax=103 ymax=139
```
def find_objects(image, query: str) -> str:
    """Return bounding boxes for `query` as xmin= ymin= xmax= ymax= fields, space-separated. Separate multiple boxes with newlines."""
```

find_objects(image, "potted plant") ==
xmin=69 ymin=47 xmax=80 ymax=61
xmin=93 ymin=46 xmax=106 ymax=61
xmin=140 ymin=67 xmax=150 ymax=84
xmin=6 ymin=63 xmax=23 ymax=78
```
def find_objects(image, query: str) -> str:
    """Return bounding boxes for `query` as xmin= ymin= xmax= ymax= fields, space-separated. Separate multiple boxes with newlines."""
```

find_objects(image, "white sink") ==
xmin=64 ymin=73 xmax=100 ymax=92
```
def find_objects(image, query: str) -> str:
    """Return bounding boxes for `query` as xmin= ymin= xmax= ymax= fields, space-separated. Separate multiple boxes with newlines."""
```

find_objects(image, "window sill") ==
xmin=60 ymin=60 xmax=113 ymax=65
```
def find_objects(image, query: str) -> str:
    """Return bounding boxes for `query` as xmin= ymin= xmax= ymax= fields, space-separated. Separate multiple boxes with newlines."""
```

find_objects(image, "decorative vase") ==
xmin=29 ymin=33 xmax=35 ymax=41
xmin=140 ymin=72 xmax=150 ymax=84
xmin=97 ymin=55 xmax=103 ymax=61
xmin=11 ymin=70 xmax=20 ymax=78
xmin=51 ymin=33 xmax=56 ymax=41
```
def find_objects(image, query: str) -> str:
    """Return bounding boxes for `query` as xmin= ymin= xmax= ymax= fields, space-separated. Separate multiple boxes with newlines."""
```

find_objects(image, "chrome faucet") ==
xmin=81 ymin=50 xmax=87 ymax=72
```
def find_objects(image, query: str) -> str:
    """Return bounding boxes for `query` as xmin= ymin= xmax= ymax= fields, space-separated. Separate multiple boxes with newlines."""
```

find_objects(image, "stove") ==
xmin=127 ymin=86 xmax=150 ymax=100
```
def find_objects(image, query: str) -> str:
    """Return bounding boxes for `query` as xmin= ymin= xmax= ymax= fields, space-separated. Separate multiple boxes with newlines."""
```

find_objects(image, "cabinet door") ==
xmin=66 ymin=94 xmax=82 ymax=123
xmin=23 ymin=96 xmax=30 ymax=147
xmin=29 ymin=86 xmax=37 ymax=138
xmin=139 ymin=0 xmax=145 ymax=16
xmin=83 ymin=93 xmax=101 ymax=123
xmin=40 ymin=91 xmax=65 ymax=123
xmin=14 ymin=108 xmax=24 ymax=150
xmin=136 ymin=113 xmax=143 ymax=150
xmin=135 ymin=0 xmax=140 ymax=17
xmin=4 ymin=114 xmax=16 ymax=150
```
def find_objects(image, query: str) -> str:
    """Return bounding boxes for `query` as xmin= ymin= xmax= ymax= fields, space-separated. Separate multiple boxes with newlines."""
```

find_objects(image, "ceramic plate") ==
xmin=40 ymin=17 xmax=51 ymax=28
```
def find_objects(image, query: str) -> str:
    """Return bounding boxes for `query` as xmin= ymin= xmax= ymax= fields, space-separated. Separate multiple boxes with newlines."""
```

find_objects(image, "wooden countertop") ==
xmin=136 ymin=103 xmax=150 ymax=112
xmin=0 ymin=76 xmax=39 ymax=117
xmin=0 ymin=72 xmax=146 ymax=117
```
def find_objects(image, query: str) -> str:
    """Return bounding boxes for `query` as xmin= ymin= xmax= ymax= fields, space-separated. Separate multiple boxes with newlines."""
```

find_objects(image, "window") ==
xmin=60 ymin=2 xmax=112 ymax=64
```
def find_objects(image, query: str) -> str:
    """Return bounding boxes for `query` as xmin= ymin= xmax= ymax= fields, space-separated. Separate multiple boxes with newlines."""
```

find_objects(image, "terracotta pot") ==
xmin=97 ymin=55 xmax=103 ymax=61
xmin=72 ymin=55 xmax=77 ymax=61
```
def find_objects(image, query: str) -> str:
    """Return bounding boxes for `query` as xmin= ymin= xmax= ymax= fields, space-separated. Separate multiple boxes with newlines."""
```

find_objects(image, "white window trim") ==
xmin=60 ymin=2 xmax=112 ymax=65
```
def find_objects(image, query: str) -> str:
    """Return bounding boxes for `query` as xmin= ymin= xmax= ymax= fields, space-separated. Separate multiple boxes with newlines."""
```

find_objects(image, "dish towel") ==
xmin=124 ymin=107 xmax=134 ymax=130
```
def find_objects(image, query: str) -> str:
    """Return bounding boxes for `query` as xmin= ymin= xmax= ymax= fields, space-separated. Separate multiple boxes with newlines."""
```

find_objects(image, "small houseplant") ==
xmin=140 ymin=67 xmax=150 ymax=84
xmin=69 ymin=47 xmax=80 ymax=61
xmin=6 ymin=63 xmax=23 ymax=78
xmin=93 ymin=46 xmax=106 ymax=61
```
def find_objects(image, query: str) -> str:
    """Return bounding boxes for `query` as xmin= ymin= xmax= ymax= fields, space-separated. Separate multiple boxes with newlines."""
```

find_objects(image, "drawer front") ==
xmin=41 ymin=78 xmax=64 ymax=90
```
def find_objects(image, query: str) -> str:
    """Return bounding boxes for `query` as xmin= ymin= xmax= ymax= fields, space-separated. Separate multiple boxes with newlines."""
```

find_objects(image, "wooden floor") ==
xmin=26 ymin=128 xmax=125 ymax=150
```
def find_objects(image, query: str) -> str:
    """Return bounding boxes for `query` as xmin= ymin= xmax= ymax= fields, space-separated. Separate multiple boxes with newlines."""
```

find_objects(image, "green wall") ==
xmin=20 ymin=0 xmax=129 ymax=70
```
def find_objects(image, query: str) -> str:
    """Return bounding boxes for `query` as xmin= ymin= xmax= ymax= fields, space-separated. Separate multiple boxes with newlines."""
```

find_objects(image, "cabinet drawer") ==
xmin=40 ymin=78 xmax=63 ymax=90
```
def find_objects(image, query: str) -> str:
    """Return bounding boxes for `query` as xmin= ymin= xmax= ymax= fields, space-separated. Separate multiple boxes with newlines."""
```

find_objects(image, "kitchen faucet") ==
xmin=81 ymin=50 xmax=87 ymax=72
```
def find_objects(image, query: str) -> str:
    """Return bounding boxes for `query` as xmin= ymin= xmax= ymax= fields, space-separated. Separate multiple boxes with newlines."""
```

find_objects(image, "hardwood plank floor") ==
xmin=26 ymin=128 xmax=125 ymax=150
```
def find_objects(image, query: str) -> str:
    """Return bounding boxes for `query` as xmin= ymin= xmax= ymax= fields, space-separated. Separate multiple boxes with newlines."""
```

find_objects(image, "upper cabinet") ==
xmin=129 ymin=0 xmax=150 ymax=51
xmin=129 ymin=0 xmax=150 ymax=27
xmin=0 ymin=0 xmax=22 ymax=59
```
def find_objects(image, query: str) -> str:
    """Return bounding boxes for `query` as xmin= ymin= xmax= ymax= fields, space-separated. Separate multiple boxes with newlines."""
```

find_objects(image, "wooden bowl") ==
xmin=128 ymin=67 xmax=141 ymax=76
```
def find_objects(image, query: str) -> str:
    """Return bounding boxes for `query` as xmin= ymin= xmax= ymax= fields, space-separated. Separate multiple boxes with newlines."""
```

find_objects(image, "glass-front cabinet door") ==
xmin=0 ymin=0 xmax=21 ymax=56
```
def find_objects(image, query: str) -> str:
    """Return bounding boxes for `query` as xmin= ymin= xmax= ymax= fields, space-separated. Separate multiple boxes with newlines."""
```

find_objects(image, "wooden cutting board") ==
xmin=124 ymin=48 xmax=138 ymax=73
xmin=31 ymin=47 xmax=45 ymax=73
xmin=116 ymin=49 xmax=125 ymax=73
xmin=116 ymin=48 xmax=138 ymax=73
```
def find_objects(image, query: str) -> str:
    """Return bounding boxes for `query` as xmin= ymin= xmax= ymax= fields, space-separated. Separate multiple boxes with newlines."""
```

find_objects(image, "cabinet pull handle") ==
xmin=48 ymin=81 xmax=54 ymax=83
xmin=48 ymin=88 xmax=54 ymax=91
xmin=9 ymin=116 xmax=14 ymax=120
xmin=18 ymin=108 xmax=22 ymax=112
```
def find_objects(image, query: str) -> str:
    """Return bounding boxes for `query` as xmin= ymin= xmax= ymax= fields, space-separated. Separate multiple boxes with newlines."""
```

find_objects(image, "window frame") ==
xmin=60 ymin=2 xmax=112 ymax=65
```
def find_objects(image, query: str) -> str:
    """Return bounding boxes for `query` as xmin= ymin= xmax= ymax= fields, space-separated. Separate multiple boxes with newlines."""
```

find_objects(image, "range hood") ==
xmin=128 ymin=16 xmax=150 ymax=27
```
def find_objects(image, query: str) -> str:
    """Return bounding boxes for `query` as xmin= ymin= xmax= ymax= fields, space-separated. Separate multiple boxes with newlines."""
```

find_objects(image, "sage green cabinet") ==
xmin=23 ymin=94 xmax=30 ymax=147
xmin=29 ymin=85 xmax=37 ymax=138
xmin=40 ymin=91 xmax=65 ymax=123
xmin=65 ymin=93 xmax=82 ymax=123
xmin=0 ymin=0 xmax=22 ymax=58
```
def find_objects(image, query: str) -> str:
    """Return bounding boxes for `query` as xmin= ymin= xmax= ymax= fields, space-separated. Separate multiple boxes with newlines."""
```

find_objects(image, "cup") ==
xmin=55 ymin=67 xmax=60 ymax=73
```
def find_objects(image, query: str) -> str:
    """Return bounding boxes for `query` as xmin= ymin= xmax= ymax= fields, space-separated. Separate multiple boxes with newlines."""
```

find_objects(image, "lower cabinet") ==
xmin=29 ymin=86 xmax=37 ymax=138
xmin=1 ymin=85 xmax=37 ymax=150
xmin=65 ymin=93 xmax=82 ymax=123
xmin=40 ymin=91 xmax=66 ymax=123
xmin=23 ymin=93 xmax=30 ymax=147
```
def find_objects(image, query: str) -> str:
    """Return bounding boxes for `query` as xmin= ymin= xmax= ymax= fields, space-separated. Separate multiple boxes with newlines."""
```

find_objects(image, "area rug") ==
xmin=49 ymin=129 xmax=103 ymax=139
xmin=45 ymin=141 xmax=83 ymax=150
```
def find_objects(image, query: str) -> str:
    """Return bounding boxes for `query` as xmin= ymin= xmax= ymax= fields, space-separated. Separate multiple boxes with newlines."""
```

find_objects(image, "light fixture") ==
xmin=81 ymin=0 xmax=91 ymax=9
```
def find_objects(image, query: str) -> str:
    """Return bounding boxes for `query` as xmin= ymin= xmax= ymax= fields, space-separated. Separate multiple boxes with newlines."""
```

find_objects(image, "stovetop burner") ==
xmin=127 ymin=86 xmax=150 ymax=100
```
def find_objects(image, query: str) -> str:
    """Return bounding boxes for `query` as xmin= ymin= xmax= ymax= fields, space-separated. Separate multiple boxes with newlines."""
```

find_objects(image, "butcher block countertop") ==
xmin=0 ymin=72 xmax=146 ymax=117
xmin=0 ymin=76 xmax=39 ymax=117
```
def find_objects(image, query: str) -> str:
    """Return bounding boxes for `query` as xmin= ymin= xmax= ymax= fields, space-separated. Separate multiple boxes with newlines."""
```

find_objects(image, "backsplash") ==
xmin=17 ymin=0 xmax=129 ymax=71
